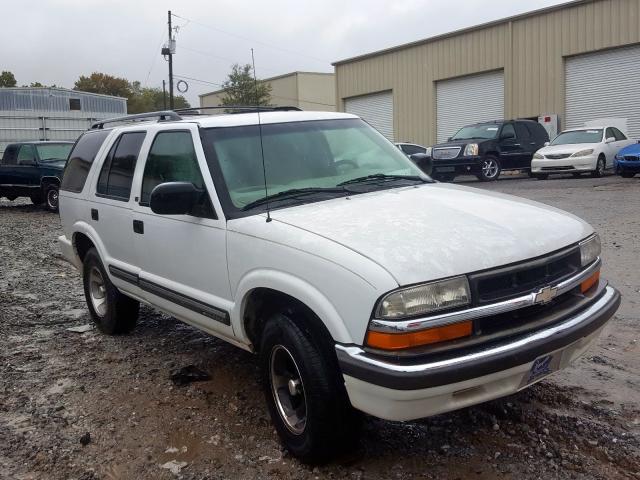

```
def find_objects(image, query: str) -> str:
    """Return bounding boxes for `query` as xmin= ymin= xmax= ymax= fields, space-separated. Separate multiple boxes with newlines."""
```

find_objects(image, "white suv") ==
xmin=58 ymin=109 xmax=620 ymax=463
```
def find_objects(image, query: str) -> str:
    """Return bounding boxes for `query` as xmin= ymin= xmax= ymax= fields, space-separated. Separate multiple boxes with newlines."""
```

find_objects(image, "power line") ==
xmin=173 ymin=74 xmax=335 ymax=108
xmin=144 ymin=27 xmax=168 ymax=87
xmin=178 ymin=45 xmax=284 ymax=76
xmin=171 ymin=12 xmax=331 ymax=65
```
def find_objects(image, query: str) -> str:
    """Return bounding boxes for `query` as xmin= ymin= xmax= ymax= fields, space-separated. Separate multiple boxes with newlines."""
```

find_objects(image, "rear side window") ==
xmin=2 ymin=145 xmax=18 ymax=165
xmin=532 ymin=123 xmax=550 ymax=143
xmin=514 ymin=123 xmax=530 ymax=140
xmin=61 ymin=130 xmax=111 ymax=193
xmin=96 ymin=132 xmax=146 ymax=200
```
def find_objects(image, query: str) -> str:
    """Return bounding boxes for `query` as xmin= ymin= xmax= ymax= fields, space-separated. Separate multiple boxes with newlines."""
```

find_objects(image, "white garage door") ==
xmin=344 ymin=91 xmax=394 ymax=141
xmin=436 ymin=71 xmax=505 ymax=143
xmin=566 ymin=45 xmax=640 ymax=139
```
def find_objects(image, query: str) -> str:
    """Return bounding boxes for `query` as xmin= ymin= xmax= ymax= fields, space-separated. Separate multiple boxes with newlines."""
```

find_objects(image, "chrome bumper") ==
xmin=336 ymin=285 xmax=620 ymax=391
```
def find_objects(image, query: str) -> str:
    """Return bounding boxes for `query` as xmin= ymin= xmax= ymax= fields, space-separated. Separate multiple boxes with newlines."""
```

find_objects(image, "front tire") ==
xmin=30 ymin=194 xmax=44 ymax=205
xmin=477 ymin=156 xmax=501 ymax=181
xmin=591 ymin=156 xmax=606 ymax=178
xmin=260 ymin=312 xmax=361 ymax=464
xmin=82 ymin=248 xmax=139 ymax=334
xmin=44 ymin=185 xmax=59 ymax=212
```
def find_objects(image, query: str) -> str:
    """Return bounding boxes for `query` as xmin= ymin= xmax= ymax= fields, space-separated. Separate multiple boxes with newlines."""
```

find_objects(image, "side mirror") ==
xmin=544 ymin=141 xmax=550 ymax=147
xmin=447 ymin=137 xmax=452 ymax=142
xmin=409 ymin=153 xmax=433 ymax=176
xmin=150 ymin=182 xmax=201 ymax=215
xmin=605 ymin=137 xmax=616 ymax=144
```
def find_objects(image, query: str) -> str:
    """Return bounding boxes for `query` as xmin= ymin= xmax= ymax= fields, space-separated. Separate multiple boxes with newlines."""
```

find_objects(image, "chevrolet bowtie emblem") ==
xmin=534 ymin=286 xmax=558 ymax=304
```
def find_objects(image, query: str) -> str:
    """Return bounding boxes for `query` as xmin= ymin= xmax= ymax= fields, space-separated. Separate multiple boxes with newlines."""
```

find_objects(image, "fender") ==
xmin=70 ymin=221 xmax=111 ymax=270
xmin=40 ymin=175 xmax=62 ymax=187
xmin=232 ymin=269 xmax=353 ymax=345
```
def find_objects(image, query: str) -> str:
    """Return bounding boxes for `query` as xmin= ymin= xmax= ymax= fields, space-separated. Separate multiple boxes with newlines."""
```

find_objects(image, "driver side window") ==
xmin=500 ymin=124 xmax=516 ymax=140
xmin=17 ymin=145 xmax=36 ymax=165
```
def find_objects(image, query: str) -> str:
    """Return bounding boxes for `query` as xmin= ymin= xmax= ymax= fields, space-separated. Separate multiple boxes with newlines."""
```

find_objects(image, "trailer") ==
xmin=0 ymin=87 xmax=127 ymax=155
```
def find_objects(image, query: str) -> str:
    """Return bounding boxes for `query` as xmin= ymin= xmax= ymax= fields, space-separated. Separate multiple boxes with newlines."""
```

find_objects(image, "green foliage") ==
xmin=220 ymin=64 xmax=272 ymax=107
xmin=73 ymin=72 xmax=189 ymax=113
xmin=0 ymin=71 xmax=17 ymax=87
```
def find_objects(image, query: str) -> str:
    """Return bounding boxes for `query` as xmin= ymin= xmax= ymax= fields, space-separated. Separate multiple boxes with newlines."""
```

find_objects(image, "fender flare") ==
xmin=40 ymin=175 xmax=61 ymax=192
xmin=233 ymin=269 xmax=353 ymax=345
xmin=70 ymin=221 xmax=110 ymax=267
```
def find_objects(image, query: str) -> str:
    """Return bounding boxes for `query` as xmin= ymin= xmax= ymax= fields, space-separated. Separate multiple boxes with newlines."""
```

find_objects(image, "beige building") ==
xmin=333 ymin=0 xmax=640 ymax=144
xmin=199 ymin=71 xmax=336 ymax=112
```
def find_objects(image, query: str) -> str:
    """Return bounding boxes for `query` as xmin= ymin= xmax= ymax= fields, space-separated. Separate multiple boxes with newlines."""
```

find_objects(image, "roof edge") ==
xmin=332 ymin=0 xmax=592 ymax=66
xmin=0 ymin=86 xmax=128 ymax=101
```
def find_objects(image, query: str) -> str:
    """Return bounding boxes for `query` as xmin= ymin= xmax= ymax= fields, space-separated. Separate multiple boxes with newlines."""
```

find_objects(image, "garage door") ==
xmin=344 ymin=91 xmax=394 ymax=141
xmin=436 ymin=71 xmax=504 ymax=143
xmin=566 ymin=45 xmax=640 ymax=139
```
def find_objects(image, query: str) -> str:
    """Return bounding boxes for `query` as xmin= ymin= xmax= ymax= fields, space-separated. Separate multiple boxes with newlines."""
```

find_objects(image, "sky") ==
xmin=1 ymin=0 xmax=569 ymax=106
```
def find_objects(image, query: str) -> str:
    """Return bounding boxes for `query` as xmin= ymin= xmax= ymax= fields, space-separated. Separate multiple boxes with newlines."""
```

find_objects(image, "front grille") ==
xmin=545 ymin=153 xmax=571 ymax=160
xmin=432 ymin=147 xmax=461 ymax=160
xmin=468 ymin=247 xmax=582 ymax=305
xmin=541 ymin=166 xmax=573 ymax=171
xmin=624 ymin=155 xmax=639 ymax=161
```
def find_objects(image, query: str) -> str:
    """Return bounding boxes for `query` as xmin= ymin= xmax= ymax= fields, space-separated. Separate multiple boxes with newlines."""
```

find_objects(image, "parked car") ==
xmin=531 ymin=126 xmax=635 ymax=179
xmin=0 ymin=141 xmax=74 ymax=211
xmin=58 ymin=110 xmax=620 ymax=463
xmin=614 ymin=142 xmax=640 ymax=178
xmin=429 ymin=119 xmax=549 ymax=182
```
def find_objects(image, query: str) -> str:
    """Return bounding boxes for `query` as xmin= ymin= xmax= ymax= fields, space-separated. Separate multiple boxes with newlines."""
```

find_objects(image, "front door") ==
xmin=132 ymin=127 xmax=233 ymax=338
xmin=15 ymin=144 xmax=40 ymax=189
xmin=497 ymin=123 xmax=525 ymax=169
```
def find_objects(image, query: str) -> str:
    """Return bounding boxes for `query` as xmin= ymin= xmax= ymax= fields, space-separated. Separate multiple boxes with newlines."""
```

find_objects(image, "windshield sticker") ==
xmin=586 ymin=130 xmax=600 ymax=134
xmin=486 ymin=127 xmax=498 ymax=131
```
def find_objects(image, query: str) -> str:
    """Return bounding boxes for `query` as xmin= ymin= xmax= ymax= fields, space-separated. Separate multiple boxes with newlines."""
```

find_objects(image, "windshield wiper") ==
xmin=337 ymin=173 xmax=426 ymax=186
xmin=242 ymin=187 xmax=349 ymax=211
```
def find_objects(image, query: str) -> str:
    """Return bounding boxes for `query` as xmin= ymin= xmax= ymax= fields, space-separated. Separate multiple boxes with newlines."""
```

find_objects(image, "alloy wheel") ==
xmin=269 ymin=345 xmax=307 ymax=435
xmin=482 ymin=158 xmax=499 ymax=178
xmin=89 ymin=267 xmax=108 ymax=317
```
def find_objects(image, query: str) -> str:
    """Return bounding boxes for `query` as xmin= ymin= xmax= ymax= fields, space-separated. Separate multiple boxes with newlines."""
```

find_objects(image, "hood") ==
xmin=617 ymin=142 xmax=640 ymax=156
xmin=269 ymin=184 xmax=592 ymax=286
xmin=538 ymin=143 xmax=597 ymax=155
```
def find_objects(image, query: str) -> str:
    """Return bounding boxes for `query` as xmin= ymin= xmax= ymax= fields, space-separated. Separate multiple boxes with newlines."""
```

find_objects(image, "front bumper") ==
xmin=336 ymin=284 xmax=620 ymax=421
xmin=615 ymin=160 xmax=640 ymax=173
xmin=432 ymin=156 xmax=482 ymax=175
xmin=531 ymin=155 xmax=597 ymax=173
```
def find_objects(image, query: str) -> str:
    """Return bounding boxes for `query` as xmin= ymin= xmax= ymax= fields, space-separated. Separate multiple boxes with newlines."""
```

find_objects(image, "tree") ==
xmin=127 ymin=81 xmax=190 ymax=113
xmin=74 ymin=72 xmax=131 ymax=98
xmin=220 ymin=64 xmax=271 ymax=107
xmin=0 ymin=71 xmax=17 ymax=87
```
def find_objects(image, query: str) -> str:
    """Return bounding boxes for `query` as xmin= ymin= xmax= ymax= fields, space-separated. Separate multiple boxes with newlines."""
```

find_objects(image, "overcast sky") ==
xmin=2 ymin=0 xmax=568 ymax=106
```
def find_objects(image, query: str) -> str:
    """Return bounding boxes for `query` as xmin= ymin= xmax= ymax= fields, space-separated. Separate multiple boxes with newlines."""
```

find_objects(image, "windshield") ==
xmin=201 ymin=118 xmax=427 ymax=213
xmin=451 ymin=124 xmax=500 ymax=140
xmin=551 ymin=129 xmax=603 ymax=145
xmin=36 ymin=143 xmax=73 ymax=162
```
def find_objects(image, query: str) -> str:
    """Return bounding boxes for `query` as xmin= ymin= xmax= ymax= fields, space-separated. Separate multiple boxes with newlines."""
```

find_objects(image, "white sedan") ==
xmin=531 ymin=126 xmax=635 ymax=179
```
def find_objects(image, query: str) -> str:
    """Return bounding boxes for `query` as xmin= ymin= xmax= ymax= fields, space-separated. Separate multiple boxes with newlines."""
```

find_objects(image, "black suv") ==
xmin=430 ymin=120 xmax=549 ymax=182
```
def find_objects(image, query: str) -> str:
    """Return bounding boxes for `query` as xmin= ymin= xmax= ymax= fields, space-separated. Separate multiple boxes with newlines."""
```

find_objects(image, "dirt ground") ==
xmin=1 ymin=174 xmax=639 ymax=480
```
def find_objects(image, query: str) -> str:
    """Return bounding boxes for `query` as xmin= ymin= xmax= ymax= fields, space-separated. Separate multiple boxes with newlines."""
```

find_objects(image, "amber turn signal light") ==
xmin=580 ymin=269 xmax=600 ymax=293
xmin=366 ymin=321 xmax=472 ymax=351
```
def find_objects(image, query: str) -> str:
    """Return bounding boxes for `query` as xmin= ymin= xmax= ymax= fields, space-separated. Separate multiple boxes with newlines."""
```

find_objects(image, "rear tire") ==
xmin=591 ymin=156 xmax=606 ymax=178
xmin=259 ymin=312 xmax=361 ymax=464
xmin=30 ymin=194 xmax=44 ymax=205
xmin=44 ymin=185 xmax=59 ymax=212
xmin=477 ymin=156 xmax=501 ymax=181
xmin=82 ymin=248 xmax=139 ymax=334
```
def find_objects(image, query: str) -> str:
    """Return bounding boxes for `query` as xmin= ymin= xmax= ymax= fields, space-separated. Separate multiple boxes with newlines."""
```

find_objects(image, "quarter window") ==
xmin=612 ymin=127 xmax=627 ymax=141
xmin=96 ymin=132 xmax=146 ymax=200
xmin=605 ymin=128 xmax=615 ymax=141
xmin=17 ymin=145 xmax=36 ymax=165
xmin=61 ymin=130 xmax=111 ymax=193
xmin=140 ymin=131 xmax=214 ymax=217
xmin=2 ymin=145 xmax=18 ymax=165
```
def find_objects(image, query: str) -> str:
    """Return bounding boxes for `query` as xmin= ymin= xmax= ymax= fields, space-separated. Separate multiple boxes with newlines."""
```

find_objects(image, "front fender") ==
xmin=232 ymin=269 xmax=353 ymax=345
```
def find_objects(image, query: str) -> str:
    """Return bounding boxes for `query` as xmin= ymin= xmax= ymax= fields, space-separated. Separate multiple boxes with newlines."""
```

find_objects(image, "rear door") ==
xmin=514 ymin=122 xmax=535 ymax=168
xmin=131 ymin=126 xmax=233 ymax=338
xmin=497 ymin=123 xmax=524 ymax=169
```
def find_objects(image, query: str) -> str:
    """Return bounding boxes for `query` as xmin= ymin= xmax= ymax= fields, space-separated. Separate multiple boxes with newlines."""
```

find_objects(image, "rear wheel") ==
xmin=44 ymin=185 xmax=59 ymax=212
xmin=82 ymin=248 xmax=139 ymax=334
xmin=591 ymin=156 xmax=606 ymax=178
xmin=260 ymin=312 xmax=361 ymax=464
xmin=477 ymin=156 xmax=501 ymax=181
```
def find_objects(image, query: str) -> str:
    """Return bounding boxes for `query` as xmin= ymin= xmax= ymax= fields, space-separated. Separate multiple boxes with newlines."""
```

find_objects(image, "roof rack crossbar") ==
xmin=90 ymin=111 xmax=183 ymax=130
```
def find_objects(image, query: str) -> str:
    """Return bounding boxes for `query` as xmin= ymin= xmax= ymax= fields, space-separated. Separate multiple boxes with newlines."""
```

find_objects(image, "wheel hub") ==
xmin=89 ymin=267 xmax=107 ymax=317
xmin=270 ymin=345 xmax=307 ymax=435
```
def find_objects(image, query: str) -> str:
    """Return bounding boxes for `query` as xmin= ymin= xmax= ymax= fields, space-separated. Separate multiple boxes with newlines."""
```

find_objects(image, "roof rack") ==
xmin=175 ymin=105 xmax=302 ymax=115
xmin=90 ymin=111 xmax=182 ymax=130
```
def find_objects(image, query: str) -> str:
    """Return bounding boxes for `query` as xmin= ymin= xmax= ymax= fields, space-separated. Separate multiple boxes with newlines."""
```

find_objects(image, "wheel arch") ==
xmin=40 ymin=175 xmax=61 ymax=191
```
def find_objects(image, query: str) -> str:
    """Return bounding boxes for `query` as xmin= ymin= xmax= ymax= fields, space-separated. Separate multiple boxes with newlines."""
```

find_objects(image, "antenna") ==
xmin=252 ymin=48 xmax=271 ymax=223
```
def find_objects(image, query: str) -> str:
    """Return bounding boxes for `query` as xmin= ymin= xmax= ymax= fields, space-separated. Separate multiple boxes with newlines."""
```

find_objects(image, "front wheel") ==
xmin=30 ymin=194 xmax=44 ymax=205
xmin=477 ymin=156 xmax=501 ymax=181
xmin=260 ymin=312 xmax=361 ymax=464
xmin=44 ymin=185 xmax=59 ymax=212
xmin=82 ymin=248 xmax=139 ymax=334
xmin=591 ymin=157 xmax=606 ymax=178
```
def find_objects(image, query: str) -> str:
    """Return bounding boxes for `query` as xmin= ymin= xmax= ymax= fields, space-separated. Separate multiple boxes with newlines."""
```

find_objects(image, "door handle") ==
xmin=513 ymin=143 xmax=521 ymax=147
xmin=133 ymin=220 xmax=144 ymax=234
xmin=91 ymin=208 xmax=99 ymax=221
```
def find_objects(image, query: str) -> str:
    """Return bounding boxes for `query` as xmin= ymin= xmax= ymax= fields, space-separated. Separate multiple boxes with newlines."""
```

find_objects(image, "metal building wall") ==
xmin=334 ymin=0 xmax=640 ymax=146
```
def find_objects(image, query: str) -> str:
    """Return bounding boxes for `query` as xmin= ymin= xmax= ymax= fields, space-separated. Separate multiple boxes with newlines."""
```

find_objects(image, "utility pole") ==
xmin=167 ymin=10 xmax=174 ymax=109
xmin=162 ymin=80 xmax=167 ymax=110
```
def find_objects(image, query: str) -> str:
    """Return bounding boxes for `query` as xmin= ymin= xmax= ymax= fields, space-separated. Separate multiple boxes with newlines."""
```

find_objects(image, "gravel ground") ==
xmin=1 ymin=174 xmax=639 ymax=480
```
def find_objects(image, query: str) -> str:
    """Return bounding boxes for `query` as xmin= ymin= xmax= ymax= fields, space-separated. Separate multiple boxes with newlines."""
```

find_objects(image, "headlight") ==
xmin=425 ymin=146 xmax=432 ymax=157
xmin=375 ymin=276 xmax=470 ymax=320
xmin=571 ymin=149 xmax=594 ymax=157
xmin=579 ymin=234 xmax=601 ymax=267
xmin=533 ymin=152 xmax=544 ymax=159
xmin=463 ymin=143 xmax=479 ymax=156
